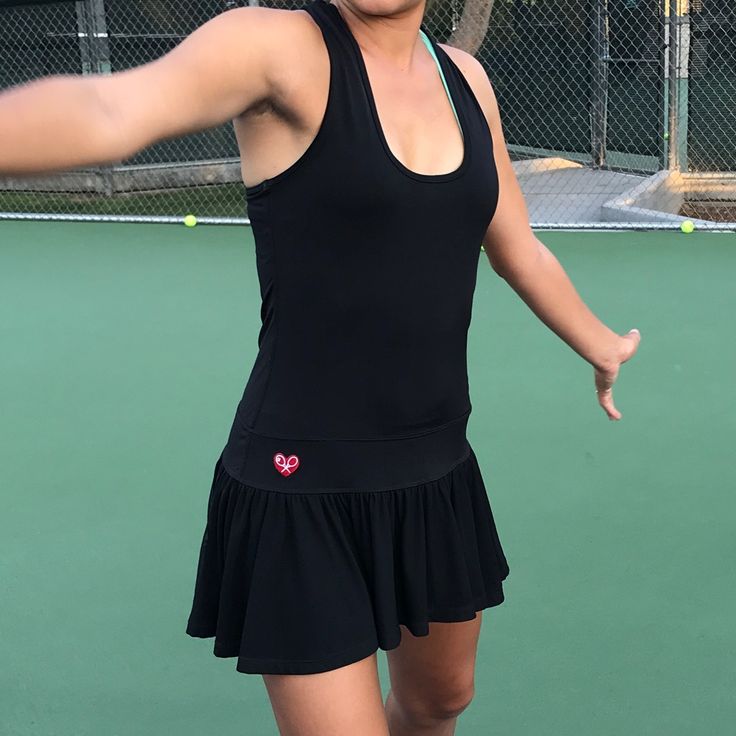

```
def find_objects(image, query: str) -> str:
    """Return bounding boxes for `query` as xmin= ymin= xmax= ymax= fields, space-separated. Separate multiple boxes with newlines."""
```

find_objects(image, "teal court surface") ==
xmin=1 ymin=221 xmax=735 ymax=735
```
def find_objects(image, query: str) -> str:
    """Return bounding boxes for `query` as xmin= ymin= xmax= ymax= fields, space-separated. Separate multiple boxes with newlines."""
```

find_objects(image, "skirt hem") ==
xmin=186 ymin=587 xmax=508 ymax=675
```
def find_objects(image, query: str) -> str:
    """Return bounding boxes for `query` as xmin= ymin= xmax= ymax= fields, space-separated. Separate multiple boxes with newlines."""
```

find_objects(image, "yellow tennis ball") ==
xmin=184 ymin=214 xmax=198 ymax=228
xmin=680 ymin=219 xmax=694 ymax=234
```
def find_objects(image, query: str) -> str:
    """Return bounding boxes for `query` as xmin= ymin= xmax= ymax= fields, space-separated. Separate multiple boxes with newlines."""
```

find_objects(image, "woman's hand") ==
xmin=594 ymin=328 xmax=641 ymax=420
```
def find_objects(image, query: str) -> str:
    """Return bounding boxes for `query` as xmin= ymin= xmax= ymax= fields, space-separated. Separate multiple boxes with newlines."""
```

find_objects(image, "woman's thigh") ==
xmin=386 ymin=613 xmax=483 ymax=713
xmin=262 ymin=651 xmax=389 ymax=736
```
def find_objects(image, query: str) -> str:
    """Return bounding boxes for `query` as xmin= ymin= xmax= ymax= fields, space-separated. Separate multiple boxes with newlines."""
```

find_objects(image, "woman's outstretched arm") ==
xmin=0 ymin=7 xmax=288 ymax=175
xmin=444 ymin=47 xmax=641 ymax=421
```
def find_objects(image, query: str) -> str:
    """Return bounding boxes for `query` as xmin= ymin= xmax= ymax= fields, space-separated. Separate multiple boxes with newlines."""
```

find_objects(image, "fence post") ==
xmin=88 ymin=0 xmax=111 ymax=74
xmin=667 ymin=0 xmax=679 ymax=170
xmin=591 ymin=0 xmax=609 ymax=169
xmin=677 ymin=1 xmax=690 ymax=172
xmin=79 ymin=0 xmax=115 ymax=195
xmin=75 ymin=1 xmax=92 ymax=74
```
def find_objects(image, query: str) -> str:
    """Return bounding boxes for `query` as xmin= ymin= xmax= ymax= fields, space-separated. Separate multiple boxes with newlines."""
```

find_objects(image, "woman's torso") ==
xmin=221 ymin=0 xmax=499 ymax=492
xmin=233 ymin=2 xmax=472 ymax=188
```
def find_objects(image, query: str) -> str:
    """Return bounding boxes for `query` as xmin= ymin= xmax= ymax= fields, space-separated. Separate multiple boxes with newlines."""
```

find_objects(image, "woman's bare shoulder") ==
xmin=213 ymin=5 xmax=323 ymax=54
xmin=193 ymin=4 xmax=329 ymax=123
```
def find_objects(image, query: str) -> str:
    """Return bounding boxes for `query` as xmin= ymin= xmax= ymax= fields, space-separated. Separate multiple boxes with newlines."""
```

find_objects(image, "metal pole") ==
xmin=591 ymin=0 xmax=610 ymax=169
xmin=667 ymin=0 xmax=679 ymax=170
xmin=88 ymin=0 xmax=111 ymax=75
xmin=75 ymin=1 xmax=92 ymax=75
xmin=85 ymin=0 xmax=115 ymax=196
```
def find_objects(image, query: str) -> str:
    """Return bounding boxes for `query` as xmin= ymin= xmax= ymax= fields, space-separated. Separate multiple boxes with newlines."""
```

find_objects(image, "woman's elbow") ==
xmin=485 ymin=234 xmax=543 ymax=279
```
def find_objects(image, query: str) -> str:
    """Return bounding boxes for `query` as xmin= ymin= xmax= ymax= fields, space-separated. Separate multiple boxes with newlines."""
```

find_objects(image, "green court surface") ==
xmin=1 ymin=221 xmax=734 ymax=735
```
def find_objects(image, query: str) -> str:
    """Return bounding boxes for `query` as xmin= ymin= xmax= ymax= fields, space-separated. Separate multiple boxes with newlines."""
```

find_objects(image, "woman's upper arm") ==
xmin=441 ymin=46 xmax=538 ymax=276
xmin=90 ymin=7 xmax=300 ymax=159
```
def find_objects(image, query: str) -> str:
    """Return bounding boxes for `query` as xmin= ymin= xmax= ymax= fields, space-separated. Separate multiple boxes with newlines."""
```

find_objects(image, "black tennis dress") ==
xmin=186 ymin=0 xmax=510 ymax=675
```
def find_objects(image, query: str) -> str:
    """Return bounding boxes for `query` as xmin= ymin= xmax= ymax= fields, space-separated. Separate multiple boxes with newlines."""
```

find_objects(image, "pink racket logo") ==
xmin=273 ymin=453 xmax=300 ymax=477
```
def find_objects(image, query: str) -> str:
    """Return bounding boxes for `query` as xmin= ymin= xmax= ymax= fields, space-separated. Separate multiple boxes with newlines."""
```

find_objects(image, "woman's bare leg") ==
xmin=384 ymin=613 xmax=483 ymax=736
xmin=262 ymin=651 xmax=390 ymax=736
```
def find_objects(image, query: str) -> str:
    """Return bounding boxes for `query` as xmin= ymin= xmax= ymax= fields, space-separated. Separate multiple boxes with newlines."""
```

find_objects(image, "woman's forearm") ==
xmin=499 ymin=237 xmax=621 ymax=371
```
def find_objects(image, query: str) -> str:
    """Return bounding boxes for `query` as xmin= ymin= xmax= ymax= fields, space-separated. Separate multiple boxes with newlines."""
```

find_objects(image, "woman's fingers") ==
xmin=621 ymin=328 xmax=641 ymax=363
xmin=594 ymin=328 xmax=641 ymax=420
xmin=596 ymin=386 xmax=621 ymax=421
xmin=594 ymin=363 xmax=619 ymax=420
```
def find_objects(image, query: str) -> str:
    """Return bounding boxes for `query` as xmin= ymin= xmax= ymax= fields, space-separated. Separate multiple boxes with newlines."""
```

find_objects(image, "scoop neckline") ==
xmin=324 ymin=0 xmax=470 ymax=183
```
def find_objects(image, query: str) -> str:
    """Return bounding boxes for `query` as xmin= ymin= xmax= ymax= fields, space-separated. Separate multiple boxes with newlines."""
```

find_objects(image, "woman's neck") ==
xmin=331 ymin=0 xmax=426 ymax=70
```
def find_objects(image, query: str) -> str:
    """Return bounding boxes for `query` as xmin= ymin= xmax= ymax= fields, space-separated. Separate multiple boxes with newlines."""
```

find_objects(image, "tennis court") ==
xmin=2 ymin=220 xmax=734 ymax=735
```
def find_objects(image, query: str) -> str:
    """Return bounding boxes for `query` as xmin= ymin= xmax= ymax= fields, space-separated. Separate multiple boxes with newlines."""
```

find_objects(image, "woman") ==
xmin=0 ymin=0 xmax=640 ymax=733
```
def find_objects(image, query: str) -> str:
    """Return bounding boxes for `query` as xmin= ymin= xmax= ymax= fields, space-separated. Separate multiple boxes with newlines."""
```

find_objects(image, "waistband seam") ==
xmin=220 ymin=444 xmax=472 ymax=495
xmin=240 ymin=407 xmax=471 ymax=443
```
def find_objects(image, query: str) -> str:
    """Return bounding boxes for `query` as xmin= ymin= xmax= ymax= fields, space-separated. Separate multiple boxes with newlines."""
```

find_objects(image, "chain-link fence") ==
xmin=1 ymin=0 xmax=735 ymax=228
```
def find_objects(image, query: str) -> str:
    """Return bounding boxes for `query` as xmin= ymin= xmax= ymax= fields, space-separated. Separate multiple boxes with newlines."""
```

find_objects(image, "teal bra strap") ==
xmin=419 ymin=29 xmax=462 ymax=137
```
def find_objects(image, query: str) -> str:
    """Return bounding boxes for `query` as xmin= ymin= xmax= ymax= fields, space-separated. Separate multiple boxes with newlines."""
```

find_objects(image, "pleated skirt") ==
xmin=185 ymin=446 xmax=510 ymax=675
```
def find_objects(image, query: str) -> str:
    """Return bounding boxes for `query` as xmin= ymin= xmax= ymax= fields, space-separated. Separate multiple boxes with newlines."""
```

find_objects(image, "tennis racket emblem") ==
xmin=273 ymin=453 xmax=300 ymax=477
